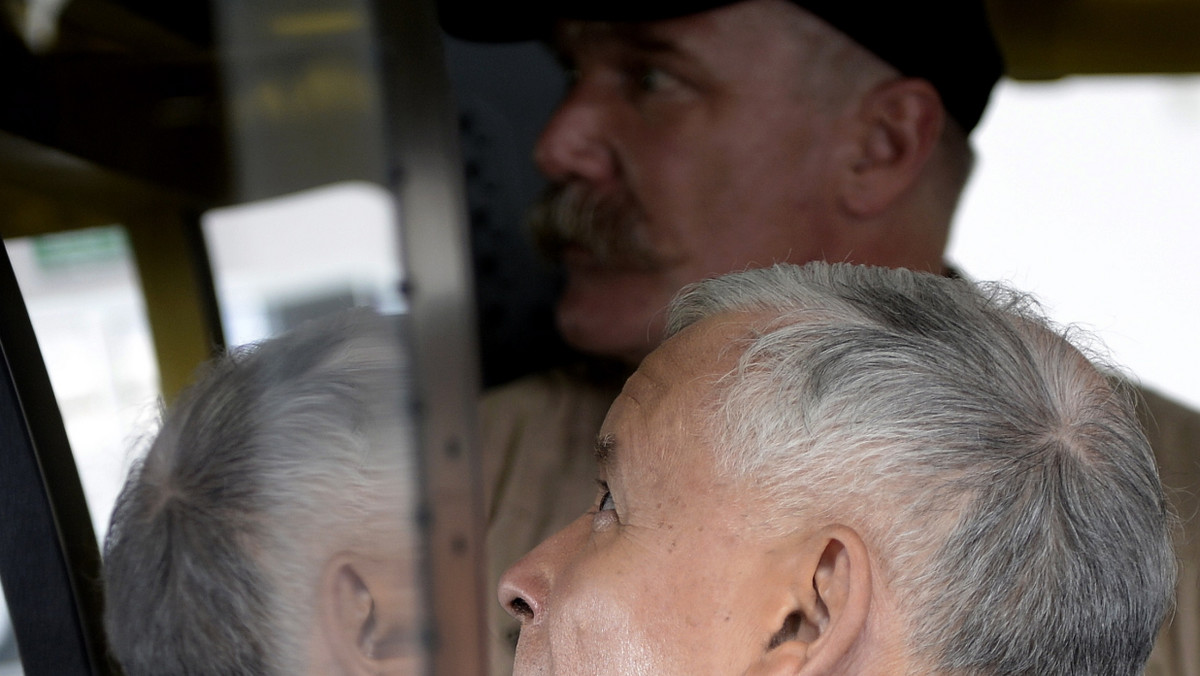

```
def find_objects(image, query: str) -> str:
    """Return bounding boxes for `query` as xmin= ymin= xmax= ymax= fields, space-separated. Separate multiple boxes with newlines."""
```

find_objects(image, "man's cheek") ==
xmin=550 ymin=590 xmax=670 ymax=676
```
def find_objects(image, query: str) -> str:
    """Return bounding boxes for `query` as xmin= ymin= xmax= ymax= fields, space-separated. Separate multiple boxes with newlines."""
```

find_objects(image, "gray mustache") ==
xmin=528 ymin=184 xmax=661 ymax=270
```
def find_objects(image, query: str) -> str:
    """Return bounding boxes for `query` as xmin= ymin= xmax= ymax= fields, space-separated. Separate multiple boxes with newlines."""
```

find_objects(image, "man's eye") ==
xmin=615 ymin=60 xmax=681 ymax=97
xmin=638 ymin=67 xmax=661 ymax=91
xmin=635 ymin=66 xmax=672 ymax=93
xmin=592 ymin=486 xmax=618 ymax=530
xmin=593 ymin=480 xmax=617 ymax=524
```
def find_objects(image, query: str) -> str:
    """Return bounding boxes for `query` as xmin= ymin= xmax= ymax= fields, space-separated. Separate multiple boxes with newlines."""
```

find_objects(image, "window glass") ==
xmin=2 ymin=0 xmax=469 ymax=671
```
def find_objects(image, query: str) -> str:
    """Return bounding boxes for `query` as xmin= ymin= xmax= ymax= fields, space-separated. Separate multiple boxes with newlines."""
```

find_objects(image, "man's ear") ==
xmin=838 ymin=78 xmax=944 ymax=218
xmin=321 ymin=554 xmax=418 ymax=675
xmin=744 ymin=527 xmax=874 ymax=676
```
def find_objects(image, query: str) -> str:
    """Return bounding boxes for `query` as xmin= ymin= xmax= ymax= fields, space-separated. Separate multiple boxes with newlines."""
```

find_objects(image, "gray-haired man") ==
xmin=500 ymin=262 xmax=1176 ymax=676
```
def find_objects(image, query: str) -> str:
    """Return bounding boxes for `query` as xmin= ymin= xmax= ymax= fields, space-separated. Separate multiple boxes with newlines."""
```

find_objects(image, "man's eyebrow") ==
xmin=593 ymin=433 xmax=616 ymax=468
xmin=620 ymin=25 xmax=695 ymax=58
xmin=623 ymin=30 xmax=679 ymax=54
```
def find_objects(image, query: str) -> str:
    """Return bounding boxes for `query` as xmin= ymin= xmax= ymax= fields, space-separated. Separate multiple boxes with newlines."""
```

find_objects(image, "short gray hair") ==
xmin=103 ymin=310 xmax=418 ymax=676
xmin=667 ymin=263 xmax=1175 ymax=676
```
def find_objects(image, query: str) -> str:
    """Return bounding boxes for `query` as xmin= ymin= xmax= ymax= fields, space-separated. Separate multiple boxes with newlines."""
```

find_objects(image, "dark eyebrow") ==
xmin=554 ymin=22 xmax=688 ymax=60
xmin=622 ymin=28 xmax=679 ymax=54
xmin=620 ymin=24 xmax=702 ymax=62
xmin=593 ymin=433 xmax=616 ymax=469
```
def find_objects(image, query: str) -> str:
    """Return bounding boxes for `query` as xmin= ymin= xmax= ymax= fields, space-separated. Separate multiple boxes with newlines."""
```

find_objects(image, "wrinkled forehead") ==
xmin=605 ymin=312 xmax=793 ymax=517
xmin=619 ymin=312 xmax=769 ymax=423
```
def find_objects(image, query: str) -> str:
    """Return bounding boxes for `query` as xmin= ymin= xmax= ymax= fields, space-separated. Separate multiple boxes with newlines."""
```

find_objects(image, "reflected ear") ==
xmin=746 ymin=527 xmax=873 ymax=676
xmin=322 ymin=555 xmax=418 ymax=675
xmin=840 ymin=78 xmax=944 ymax=217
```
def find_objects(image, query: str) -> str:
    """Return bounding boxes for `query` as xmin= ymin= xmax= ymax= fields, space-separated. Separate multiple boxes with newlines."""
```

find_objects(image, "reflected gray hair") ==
xmin=667 ymin=263 xmax=1175 ymax=675
xmin=103 ymin=310 xmax=417 ymax=676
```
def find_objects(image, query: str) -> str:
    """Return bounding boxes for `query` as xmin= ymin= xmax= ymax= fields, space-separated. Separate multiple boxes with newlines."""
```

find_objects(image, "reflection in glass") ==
xmin=103 ymin=310 xmax=424 ymax=675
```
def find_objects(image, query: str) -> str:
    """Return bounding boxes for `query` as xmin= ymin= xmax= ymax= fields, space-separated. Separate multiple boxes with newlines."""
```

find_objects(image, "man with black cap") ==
xmin=442 ymin=2 xmax=1198 ymax=674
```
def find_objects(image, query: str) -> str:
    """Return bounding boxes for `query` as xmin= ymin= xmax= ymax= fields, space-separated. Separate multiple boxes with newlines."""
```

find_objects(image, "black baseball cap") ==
xmin=439 ymin=0 xmax=1004 ymax=133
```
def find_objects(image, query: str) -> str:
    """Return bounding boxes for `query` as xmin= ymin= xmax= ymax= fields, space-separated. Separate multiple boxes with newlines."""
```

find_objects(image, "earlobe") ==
xmin=841 ymin=78 xmax=944 ymax=217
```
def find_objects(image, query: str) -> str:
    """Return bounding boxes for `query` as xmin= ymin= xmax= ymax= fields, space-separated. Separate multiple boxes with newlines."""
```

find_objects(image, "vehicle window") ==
xmin=3 ymin=0 xmax=487 ymax=671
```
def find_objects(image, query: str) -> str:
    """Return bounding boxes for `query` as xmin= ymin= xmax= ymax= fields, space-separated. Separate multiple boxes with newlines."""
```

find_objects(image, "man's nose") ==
xmin=533 ymin=82 xmax=617 ymax=185
xmin=496 ymin=514 xmax=589 ymax=626
xmin=497 ymin=559 xmax=544 ymax=626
